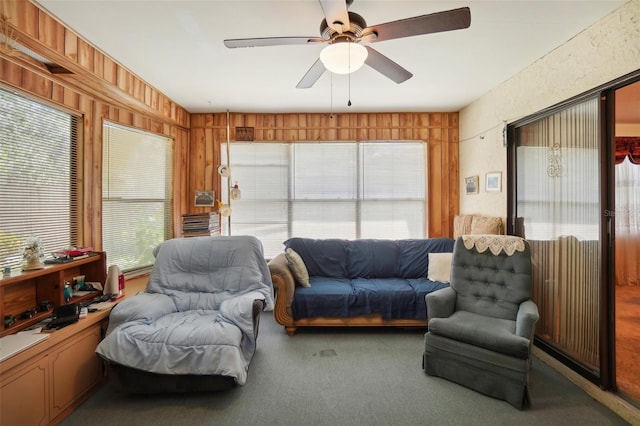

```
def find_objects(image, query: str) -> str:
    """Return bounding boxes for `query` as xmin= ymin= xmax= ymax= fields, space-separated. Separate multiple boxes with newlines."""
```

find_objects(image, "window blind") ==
xmin=102 ymin=122 xmax=173 ymax=274
xmin=0 ymin=88 xmax=78 ymax=269
xmin=223 ymin=141 xmax=426 ymax=258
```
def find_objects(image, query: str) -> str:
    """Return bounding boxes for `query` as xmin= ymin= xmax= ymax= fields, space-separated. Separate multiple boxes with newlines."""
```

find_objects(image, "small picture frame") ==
xmin=194 ymin=190 xmax=215 ymax=207
xmin=465 ymin=176 xmax=479 ymax=195
xmin=485 ymin=172 xmax=502 ymax=193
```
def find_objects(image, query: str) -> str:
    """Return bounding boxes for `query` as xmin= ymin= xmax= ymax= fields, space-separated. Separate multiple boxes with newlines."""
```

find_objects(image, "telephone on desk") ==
xmin=46 ymin=303 xmax=80 ymax=330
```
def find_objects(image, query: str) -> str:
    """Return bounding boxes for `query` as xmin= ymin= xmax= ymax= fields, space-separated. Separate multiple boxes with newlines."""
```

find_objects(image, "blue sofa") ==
xmin=268 ymin=237 xmax=455 ymax=335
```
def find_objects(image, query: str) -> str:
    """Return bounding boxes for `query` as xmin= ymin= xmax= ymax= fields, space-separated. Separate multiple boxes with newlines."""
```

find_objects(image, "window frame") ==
xmin=101 ymin=121 xmax=174 ymax=275
xmin=0 ymin=86 xmax=80 ymax=270
xmin=222 ymin=140 xmax=427 ymax=258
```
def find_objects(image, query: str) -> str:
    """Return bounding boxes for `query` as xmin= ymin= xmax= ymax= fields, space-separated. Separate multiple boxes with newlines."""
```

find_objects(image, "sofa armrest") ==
xmin=268 ymin=253 xmax=293 ymax=294
xmin=268 ymin=253 xmax=296 ymax=327
xmin=105 ymin=292 xmax=176 ymax=335
xmin=425 ymin=287 xmax=456 ymax=320
xmin=515 ymin=299 xmax=539 ymax=340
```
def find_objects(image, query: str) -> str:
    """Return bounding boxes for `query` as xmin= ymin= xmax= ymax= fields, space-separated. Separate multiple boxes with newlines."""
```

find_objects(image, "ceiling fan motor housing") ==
xmin=320 ymin=12 xmax=367 ymax=43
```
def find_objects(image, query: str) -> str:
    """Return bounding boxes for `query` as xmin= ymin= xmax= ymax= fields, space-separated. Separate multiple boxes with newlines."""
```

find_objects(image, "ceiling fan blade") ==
xmin=364 ymin=47 xmax=412 ymax=84
xmin=319 ymin=0 xmax=350 ymax=33
xmin=224 ymin=36 xmax=323 ymax=48
xmin=363 ymin=7 xmax=471 ymax=43
xmin=296 ymin=59 xmax=326 ymax=89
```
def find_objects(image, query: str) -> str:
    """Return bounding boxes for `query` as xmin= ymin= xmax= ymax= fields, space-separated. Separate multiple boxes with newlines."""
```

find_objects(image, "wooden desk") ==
xmin=0 ymin=275 xmax=148 ymax=425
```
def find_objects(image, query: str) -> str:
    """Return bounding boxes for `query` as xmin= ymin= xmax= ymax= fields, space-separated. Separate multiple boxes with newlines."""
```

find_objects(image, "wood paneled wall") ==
xmin=1 ymin=0 xmax=459 ymax=246
xmin=1 ymin=0 xmax=189 ymax=127
xmin=0 ymin=0 xmax=191 ymax=247
xmin=190 ymin=112 xmax=459 ymax=237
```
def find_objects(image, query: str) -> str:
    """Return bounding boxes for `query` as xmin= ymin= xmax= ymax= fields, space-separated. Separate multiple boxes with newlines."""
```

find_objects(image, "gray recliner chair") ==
xmin=423 ymin=235 xmax=539 ymax=409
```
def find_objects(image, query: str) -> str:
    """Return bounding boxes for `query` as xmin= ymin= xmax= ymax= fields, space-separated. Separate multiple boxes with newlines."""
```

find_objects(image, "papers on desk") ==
xmin=0 ymin=333 xmax=49 ymax=362
xmin=88 ymin=301 xmax=114 ymax=311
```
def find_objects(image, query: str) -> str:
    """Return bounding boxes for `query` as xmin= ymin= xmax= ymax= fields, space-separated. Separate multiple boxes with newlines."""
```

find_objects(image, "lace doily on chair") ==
xmin=461 ymin=234 xmax=526 ymax=256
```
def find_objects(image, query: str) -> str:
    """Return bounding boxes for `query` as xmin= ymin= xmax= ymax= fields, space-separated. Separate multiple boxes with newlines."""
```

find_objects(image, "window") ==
xmin=0 ymin=88 xmax=78 ymax=269
xmin=222 ymin=141 xmax=426 ymax=257
xmin=102 ymin=122 xmax=173 ymax=274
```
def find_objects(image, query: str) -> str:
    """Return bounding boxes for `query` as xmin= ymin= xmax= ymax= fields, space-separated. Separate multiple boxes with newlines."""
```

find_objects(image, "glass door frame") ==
xmin=504 ymin=73 xmax=640 ymax=389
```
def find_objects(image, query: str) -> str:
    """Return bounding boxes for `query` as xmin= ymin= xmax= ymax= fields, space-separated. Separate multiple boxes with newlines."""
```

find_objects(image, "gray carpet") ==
xmin=63 ymin=312 xmax=628 ymax=426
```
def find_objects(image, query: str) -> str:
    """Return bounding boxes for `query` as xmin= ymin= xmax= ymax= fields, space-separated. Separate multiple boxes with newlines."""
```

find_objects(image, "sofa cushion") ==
xmin=428 ymin=311 xmax=531 ymax=359
xmin=291 ymin=276 xmax=448 ymax=320
xmin=396 ymin=238 xmax=455 ymax=278
xmin=351 ymin=278 xmax=416 ymax=319
xmin=285 ymin=238 xmax=348 ymax=278
xmin=292 ymin=277 xmax=354 ymax=318
xmin=346 ymin=239 xmax=399 ymax=279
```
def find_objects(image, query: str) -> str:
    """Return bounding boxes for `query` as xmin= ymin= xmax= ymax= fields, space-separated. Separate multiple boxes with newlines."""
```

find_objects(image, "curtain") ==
xmin=615 ymin=156 xmax=640 ymax=286
xmin=515 ymin=96 xmax=601 ymax=370
xmin=615 ymin=137 xmax=640 ymax=165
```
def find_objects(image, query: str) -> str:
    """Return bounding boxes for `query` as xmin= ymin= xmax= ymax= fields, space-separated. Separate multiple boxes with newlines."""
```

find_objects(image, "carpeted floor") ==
xmin=62 ymin=311 xmax=629 ymax=426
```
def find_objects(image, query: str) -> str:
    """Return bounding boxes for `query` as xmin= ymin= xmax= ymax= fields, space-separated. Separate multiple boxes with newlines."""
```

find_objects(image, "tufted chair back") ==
xmin=450 ymin=235 xmax=532 ymax=320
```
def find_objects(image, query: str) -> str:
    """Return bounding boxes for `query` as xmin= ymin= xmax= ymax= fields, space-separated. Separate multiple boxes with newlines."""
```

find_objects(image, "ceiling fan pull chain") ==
xmin=330 ymin=72 xmax=334 ymax=118
xmin=348 ymin=43 xmax=352 ymax=107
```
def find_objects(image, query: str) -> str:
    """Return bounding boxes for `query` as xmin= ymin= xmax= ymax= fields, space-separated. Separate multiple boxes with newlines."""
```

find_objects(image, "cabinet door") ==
xmin=0 ymin=355 xmax=49 ymax=426
xmin=49 ymin=324 xmax=102 ymax=421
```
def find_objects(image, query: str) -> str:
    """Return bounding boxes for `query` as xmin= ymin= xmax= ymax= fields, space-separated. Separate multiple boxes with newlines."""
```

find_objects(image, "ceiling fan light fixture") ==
xmin=320 ymin=42 xmax=368 ymax=74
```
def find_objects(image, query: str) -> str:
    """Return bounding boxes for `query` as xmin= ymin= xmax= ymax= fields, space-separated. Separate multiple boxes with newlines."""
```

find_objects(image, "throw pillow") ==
xmin=453 ymin=215 xmax=473 ymax=239
xmin=427 ymin=252 xmax=453 ymax=283
xmin=470 ymin=216 xmax=503 ymax=235
xmin=285 ymin=248 xmax=310 ymax=287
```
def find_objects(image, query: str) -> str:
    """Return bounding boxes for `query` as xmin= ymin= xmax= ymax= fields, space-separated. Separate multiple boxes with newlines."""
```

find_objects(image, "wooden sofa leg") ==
xmin=285 ymin=326 xmax=296 ymax=336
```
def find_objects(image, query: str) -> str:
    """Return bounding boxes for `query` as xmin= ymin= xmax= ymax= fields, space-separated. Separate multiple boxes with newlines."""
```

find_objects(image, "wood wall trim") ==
xmin=190 ymin=112 xmax=459 ymax=237
xmin=1 ymin=0 xmax=189 ymax=128
xmin=1 ymin=0 xmax=460 ymax=246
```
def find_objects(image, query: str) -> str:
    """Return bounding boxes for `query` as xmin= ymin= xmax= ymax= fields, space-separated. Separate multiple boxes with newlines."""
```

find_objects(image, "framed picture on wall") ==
xmin=465 ymin=176 xmax=479 ymax=195
xmin=485 ymin=172 xmax=502 ymax=192
xmin=194 ymin=190 xmax=215 ymax=207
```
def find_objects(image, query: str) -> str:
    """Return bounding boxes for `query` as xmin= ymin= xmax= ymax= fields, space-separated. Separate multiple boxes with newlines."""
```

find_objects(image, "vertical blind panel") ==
xmin=516 ymin=97 xmax=601 ymax=370
xmin=0 ymin=88 xmax=77 ymax=269
xmin=227 ymin=141 xmax=426 ymax=258
xmin=102 ymin=122 xmax=173 ymax=273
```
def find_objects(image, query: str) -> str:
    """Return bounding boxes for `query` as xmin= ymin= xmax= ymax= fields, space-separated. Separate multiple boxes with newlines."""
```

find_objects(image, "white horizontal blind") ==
xmin=0 ymin=88 xmax=78 ymax=269
xmin=221 ymin=143 xmax=290 ymax=256
xmin=360 ymin=142 xmax=425 ymax=238
xmin=292 ymin=143 xmax=357 ymax=239
xmin=102 ymin=122 xmax=173 ymax=273
xmin=226 ymin=141 xmax=426 ymax=258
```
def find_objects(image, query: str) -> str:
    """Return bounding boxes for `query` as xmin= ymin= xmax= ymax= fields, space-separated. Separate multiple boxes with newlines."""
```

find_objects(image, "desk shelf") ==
xmin=0 ymin=252 xmax=106 ymax=337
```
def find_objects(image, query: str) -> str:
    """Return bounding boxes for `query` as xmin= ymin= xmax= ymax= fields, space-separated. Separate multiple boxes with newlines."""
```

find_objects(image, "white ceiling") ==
xmin=35 ymin=0 xmax=627 ymax=114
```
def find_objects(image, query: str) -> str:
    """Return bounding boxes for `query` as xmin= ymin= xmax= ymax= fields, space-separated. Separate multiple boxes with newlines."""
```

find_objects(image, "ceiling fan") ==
xmin=224 ymin=0 xmax=471 ymax=89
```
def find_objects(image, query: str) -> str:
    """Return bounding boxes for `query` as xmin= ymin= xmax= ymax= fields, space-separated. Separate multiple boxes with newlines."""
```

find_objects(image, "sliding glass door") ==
xmin=510 ymin=95 xmax=604 ymax=378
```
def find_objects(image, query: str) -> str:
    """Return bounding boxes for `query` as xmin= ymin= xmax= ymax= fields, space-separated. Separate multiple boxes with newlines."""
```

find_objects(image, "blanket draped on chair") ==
xmin=96 ymin=235 xmax=274 ymax=385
